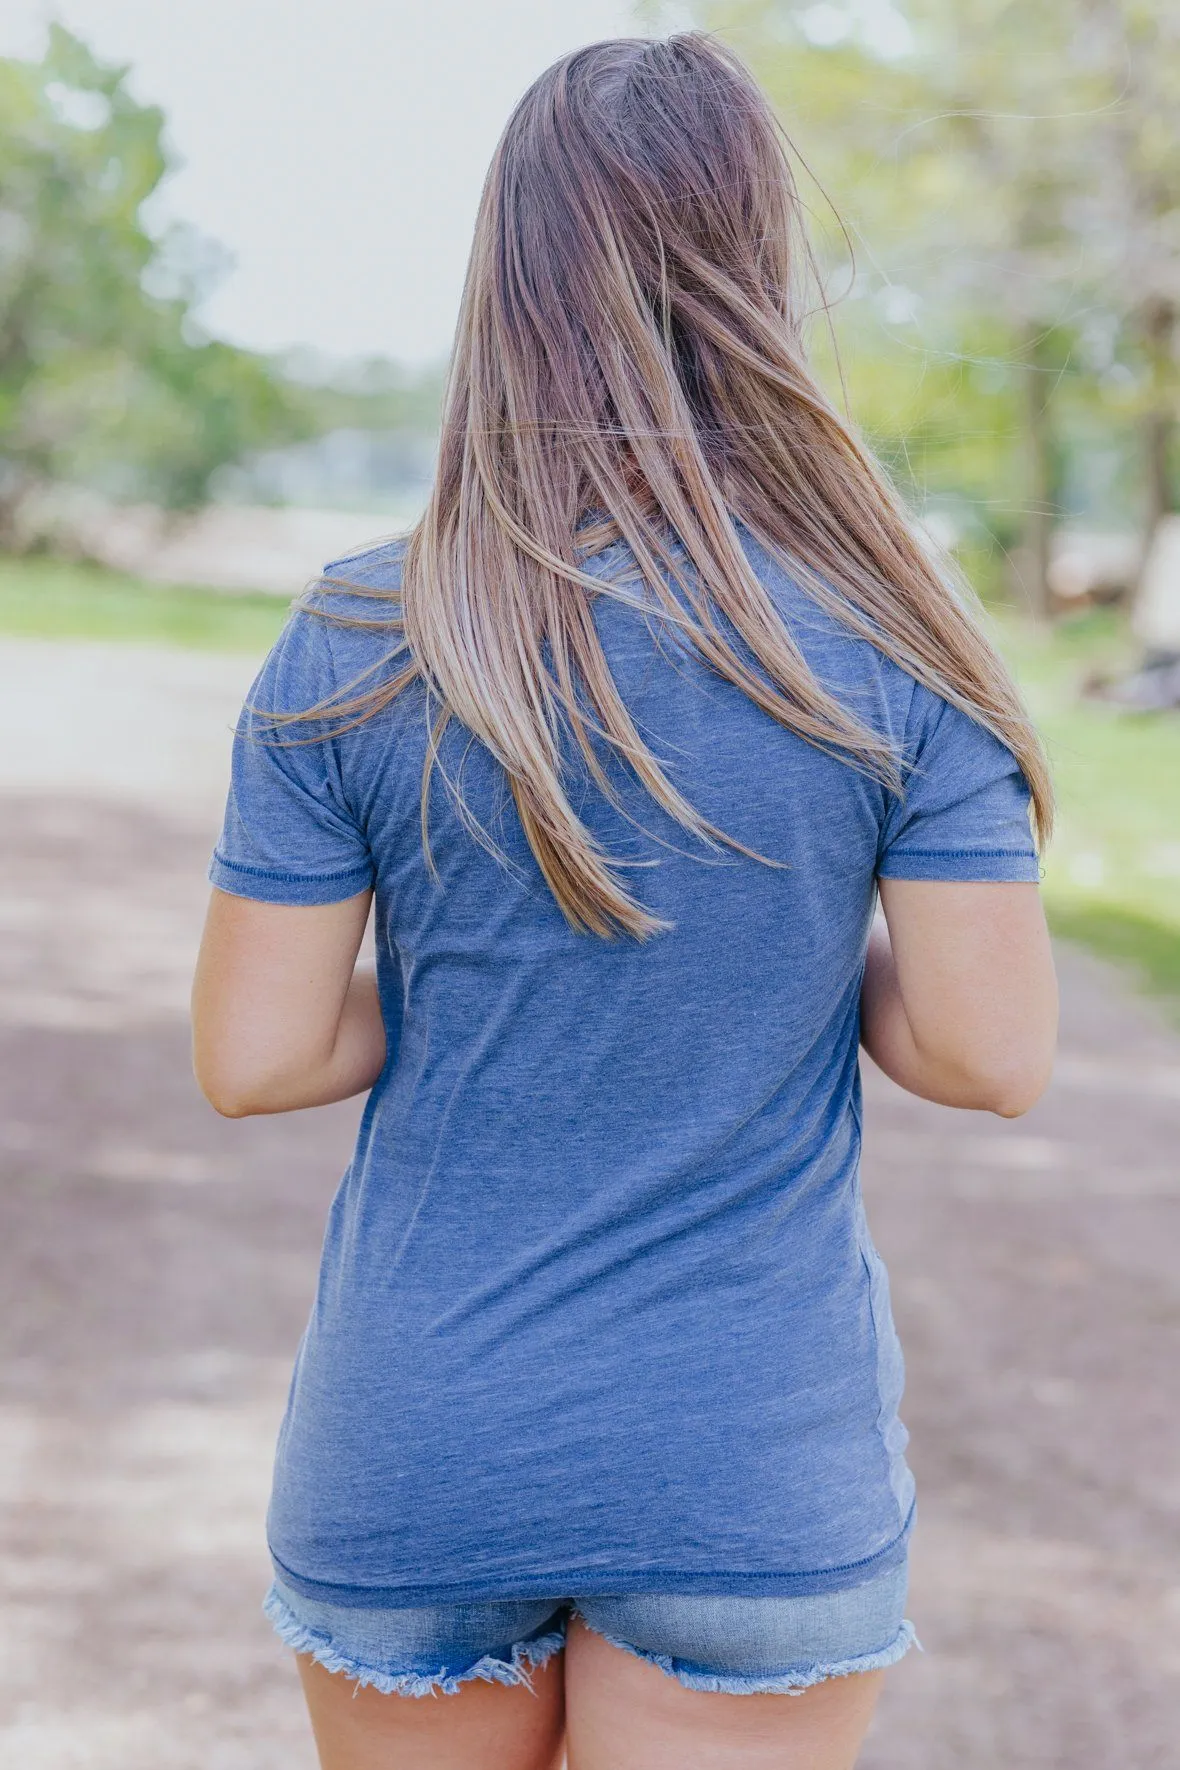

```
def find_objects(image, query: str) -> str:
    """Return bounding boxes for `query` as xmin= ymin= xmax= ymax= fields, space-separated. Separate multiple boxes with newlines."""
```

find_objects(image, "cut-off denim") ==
xmin=264 ymin=1558 xmax=917 ymax=1699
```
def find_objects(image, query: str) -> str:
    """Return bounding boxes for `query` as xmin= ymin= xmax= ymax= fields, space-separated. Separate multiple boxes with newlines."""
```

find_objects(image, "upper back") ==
xmin=217 ymin=526 xmax=1036 ymax=1123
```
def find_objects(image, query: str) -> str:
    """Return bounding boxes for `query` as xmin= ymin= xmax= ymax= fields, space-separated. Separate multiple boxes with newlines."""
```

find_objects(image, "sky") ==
xmin=2 ymin=1 xmax=694 ymax=366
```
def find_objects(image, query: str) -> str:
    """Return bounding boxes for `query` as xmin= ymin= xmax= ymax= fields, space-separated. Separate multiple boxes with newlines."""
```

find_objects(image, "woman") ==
xmin=192 ymin=32 xmax=1057 ymax=1770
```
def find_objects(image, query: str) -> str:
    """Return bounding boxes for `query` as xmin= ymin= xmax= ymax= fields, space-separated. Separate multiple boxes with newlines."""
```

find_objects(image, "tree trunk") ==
xmin=1134 ymin=298 xmax=1178 ymax=612
xmin=1143 ymin=406 xmax=1175 ymax=534
xmin=0 ymin=473 xmax=33 ymax=554
xmin=1021 ymin=338 xmax=1056 ymax=620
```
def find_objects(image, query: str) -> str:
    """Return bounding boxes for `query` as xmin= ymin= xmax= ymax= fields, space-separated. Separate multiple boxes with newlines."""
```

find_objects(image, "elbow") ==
xmin=195 ymin=1069 xmax=268 ymax=1119
xmin=206 ymin=1090 xmax=262 ymax=1120
xmin=191 ymin=1027 xmax=326 ymax=1118
xmin=190 ymin=1015 xmax=311 ymax=1118
xmin=192 ymin=1045 xmax=278 ymax=1119
xmin=986 ymin=1085 xmax=1045 ymax=1120
xmin=913 ymin=1035 xmax=1055 ymax=1118
xmin=971 ymin=1054 xmax=1054 ymax=1119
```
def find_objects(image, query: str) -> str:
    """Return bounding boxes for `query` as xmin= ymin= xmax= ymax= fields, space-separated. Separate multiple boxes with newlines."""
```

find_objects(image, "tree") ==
xmin=1071 ymin=0 xmax=1180 ymax=588
xmin=894 ymin=0 xmax=1180 ymax=604
xmin=667 ymin=0 xmax=1180 ymax=613
xmin=0 ymin=25 xmax=311 ymax=536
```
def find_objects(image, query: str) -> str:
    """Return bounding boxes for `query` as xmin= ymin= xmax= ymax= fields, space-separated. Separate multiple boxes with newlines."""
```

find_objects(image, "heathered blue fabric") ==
xmin=210 ymin=527 xmax=1040 ymax=1607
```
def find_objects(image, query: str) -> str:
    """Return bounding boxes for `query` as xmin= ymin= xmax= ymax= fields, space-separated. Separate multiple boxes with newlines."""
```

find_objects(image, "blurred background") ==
xmin=0 ymin=3 xmax=1176 ymax=1766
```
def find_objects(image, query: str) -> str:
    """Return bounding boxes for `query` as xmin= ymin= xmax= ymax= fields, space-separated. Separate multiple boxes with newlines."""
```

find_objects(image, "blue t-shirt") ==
xmin=211 ymin=527 xmax=1039 ymax=1607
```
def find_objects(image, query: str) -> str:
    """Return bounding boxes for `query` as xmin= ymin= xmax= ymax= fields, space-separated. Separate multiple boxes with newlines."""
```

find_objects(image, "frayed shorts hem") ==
xmin=263 ymin=1584 xmax=566 ymax=1698
xmin=264 ymin=1573 xmax=919 ymax=1700
xmin=574 ymin=1613 xmax=919 ymax=1695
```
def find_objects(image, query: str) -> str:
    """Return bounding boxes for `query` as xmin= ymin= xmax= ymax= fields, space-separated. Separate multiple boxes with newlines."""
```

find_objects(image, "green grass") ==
xmin=996 ymin=607 xmax=1180 ymax=1020
xmin=0 ymin=554 xmax=291 ymax=651
xmin=1 ymin=553 xmax=1177 ymax=1015
xmin=1041 ymin=901 xmax=1180 ymax=1008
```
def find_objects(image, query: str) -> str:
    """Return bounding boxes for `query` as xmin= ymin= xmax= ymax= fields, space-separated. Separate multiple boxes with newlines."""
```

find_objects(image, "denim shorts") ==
xmin=264 ymin=1559 xmax=916 ymax=1698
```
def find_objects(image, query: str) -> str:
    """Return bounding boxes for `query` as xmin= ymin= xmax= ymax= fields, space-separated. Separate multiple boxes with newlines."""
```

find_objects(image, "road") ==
xmin=0 ymin=638 xmax=1177 ymax=1768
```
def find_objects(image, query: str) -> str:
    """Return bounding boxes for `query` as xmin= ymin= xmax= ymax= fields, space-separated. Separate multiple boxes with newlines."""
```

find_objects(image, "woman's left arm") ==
xmin=191 ymin=888 xmax=385 ymax=1118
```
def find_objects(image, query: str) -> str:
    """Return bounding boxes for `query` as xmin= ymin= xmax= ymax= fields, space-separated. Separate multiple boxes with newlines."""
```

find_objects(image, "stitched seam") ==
xmin=211 ymin=852 xmax=371 ymax=885
xmin=882 ymin=847 xmax=1034 ymax=860
xmin=268 ymin=1506 xmax=915 ymax=1604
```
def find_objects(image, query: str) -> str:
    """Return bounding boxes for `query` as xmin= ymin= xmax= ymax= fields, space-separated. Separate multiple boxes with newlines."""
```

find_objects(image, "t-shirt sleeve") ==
xmin=877 ymin=684 xmax=1041 ymax=883
xmin=209 ymin=606 xmax=374 ymax=905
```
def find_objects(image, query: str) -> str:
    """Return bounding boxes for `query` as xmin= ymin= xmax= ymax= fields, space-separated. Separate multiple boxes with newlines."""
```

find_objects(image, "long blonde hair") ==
xmin=310 ymin=32 xmax=1051 ymax=937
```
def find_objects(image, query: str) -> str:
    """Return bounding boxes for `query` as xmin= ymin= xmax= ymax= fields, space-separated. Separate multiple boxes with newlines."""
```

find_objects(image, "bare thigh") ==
xmin=295 ymin=1650 xmax=566 ymax=1770
xmin=563 ymin=1615 xmax=884 ymax=1770
xmin=292 ymin=1621 xmax=884 ymax=1770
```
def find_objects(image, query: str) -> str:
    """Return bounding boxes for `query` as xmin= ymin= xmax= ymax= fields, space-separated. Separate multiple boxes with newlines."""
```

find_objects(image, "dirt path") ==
xmin=0 ymin=641 xmax=1177 ymax=1768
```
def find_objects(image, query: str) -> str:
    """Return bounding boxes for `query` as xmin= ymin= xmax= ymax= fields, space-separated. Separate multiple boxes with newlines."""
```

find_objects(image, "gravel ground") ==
xmin=0 ymin=639 xmax=1177 ymax=1768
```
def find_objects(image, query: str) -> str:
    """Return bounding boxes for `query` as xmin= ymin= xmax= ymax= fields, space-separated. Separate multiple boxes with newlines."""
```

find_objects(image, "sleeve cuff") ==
xmin=209 ymin=851 xmax=374 ymax=905
xmin=876 ymin=848 xmax=1042 ymax=883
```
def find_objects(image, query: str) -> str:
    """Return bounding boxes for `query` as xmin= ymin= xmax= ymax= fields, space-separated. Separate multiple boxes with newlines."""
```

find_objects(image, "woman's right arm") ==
xmin=860 ymin=878 xmax=1058 ymax=1117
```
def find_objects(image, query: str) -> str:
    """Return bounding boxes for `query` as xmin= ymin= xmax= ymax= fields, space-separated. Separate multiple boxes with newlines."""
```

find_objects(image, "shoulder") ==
xmin=901 ymin=676 xmax=1026 ymax=785
xmin=319 ymin=534 xmax=409 ymax=596
xmin=308 ymin=535 xmax=409 ymax=628
xmin=253 ymin=538 xmax=409 ymax=717
xmin=732 ymin=521 xmax=919 ymax=716
xmin=730 ymin=523 xmax=1018 ymax=779
xmin=303 ymin=536 xmax=408 ymax=666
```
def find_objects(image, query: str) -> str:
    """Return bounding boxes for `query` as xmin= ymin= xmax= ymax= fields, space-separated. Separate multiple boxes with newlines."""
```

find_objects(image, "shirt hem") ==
xmin=267 ymin=1506 xmax=914 ymax=1609
xmin=209 ymin=851 xmax=373 ymax=905
xmin=876 ymin=849 xmax=1040 ymax=882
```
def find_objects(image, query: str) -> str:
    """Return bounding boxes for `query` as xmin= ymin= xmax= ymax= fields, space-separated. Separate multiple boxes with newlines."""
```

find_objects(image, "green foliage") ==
xmin=0 ymin=25 xmax=312 ymax=520
xmin=1046 ymin=901 xmax=1180 ymax=1021
xmin=808 ymin=303 xmax=1031 ymax=547
xmin=674 ymin=1 xmax=1180 ymax=557
xmin=222 ymin=350 xmax=444 ymax=510
xmin=997 ymin=607 xmax=1180 ymax=1016
xmin=285 ymin=351 xmax=445 ymax=437
xmin=0 ymin=552 xmax=290 ymax=650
